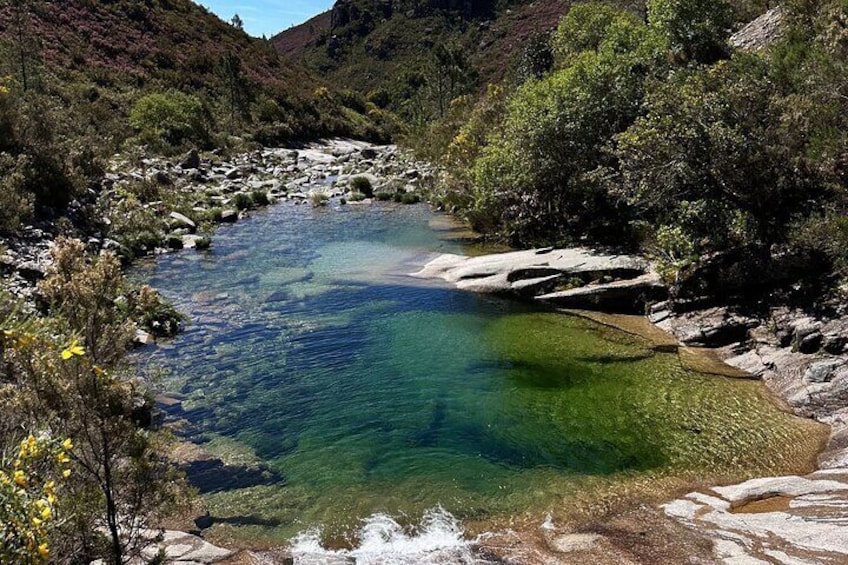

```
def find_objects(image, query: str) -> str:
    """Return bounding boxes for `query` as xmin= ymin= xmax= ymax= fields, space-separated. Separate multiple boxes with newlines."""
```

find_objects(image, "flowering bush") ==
xmin=0 ymin=434 xmax=74 ymax=564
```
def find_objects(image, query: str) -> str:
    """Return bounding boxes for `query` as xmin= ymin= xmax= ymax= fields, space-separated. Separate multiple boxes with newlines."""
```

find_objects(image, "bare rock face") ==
xmin=665 ymin=468 xmax=848 ymax=564
xmin=730 ymin=6 xmax=784 ymax=52
xmin=412 ymin=248 xmax=665 ymax=312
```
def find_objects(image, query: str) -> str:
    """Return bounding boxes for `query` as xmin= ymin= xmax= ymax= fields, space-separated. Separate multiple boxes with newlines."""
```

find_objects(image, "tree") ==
xmin=471 ymin=8 xmax=658 ymax=245
xmin=647 ymin=0 xmax=733 ymax=63
xmin=218 ymin=53 xmax=251 ymax=130
xmin=6 ymin=0 xmax=40 ymax=92
xmin=129 ymin=91 xmax=208 ymax=147
xmin=428 ymin=44 xmax=476 ymax=118
xmin=1 ymin=240 xmax=187 ymax=564
xmin=518 ymin=32 xmax=554 ymax=82
xmin=230 ymin=13 xmax=244 ymax=30
xmin=613 ymin=55 xmax=821 ymax=258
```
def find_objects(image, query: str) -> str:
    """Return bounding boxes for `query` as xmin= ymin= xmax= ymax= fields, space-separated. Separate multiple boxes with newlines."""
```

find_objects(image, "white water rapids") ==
xmin=289 ymin=507 xmax=491 ymax=564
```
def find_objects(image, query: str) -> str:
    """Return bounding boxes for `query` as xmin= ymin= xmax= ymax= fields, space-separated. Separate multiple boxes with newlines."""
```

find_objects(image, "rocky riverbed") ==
xmin=0 ymin=139 xmax=434 ymax=307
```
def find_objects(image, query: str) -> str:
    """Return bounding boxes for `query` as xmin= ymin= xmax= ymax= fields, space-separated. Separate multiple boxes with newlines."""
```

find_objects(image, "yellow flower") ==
xmin=61 ymin=340 xmax=85 ymax=360
xmin=47 ymin=493 xmax=55 ymax=505
xmin=37 ymin=543 xmax=49 ymax=559
xmin=32 ymin=517 xmax=43 ymax=526
xmin=13 ymin=469 xmax=27 ymax=487
xmin=40 ymin=506 xmax=51 ymax=520
xmin=62 ymin=438 xmax=74 ymax=450
xmin=57 ymin=451 xmax=69 ymax=464
xmin=62 ymin=469 xmax=71 ymax=478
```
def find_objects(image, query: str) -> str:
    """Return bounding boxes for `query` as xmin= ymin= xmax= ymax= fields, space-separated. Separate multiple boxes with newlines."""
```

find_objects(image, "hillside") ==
xmin=0 ymin=0 xmax=388 ymax=143
xmin=272 ymin=0 xmax=587 ymax=100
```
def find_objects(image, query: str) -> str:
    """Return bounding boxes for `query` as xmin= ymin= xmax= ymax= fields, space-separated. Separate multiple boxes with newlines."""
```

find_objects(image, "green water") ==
xmin=138 ymin=202 xmax=817 ymax=545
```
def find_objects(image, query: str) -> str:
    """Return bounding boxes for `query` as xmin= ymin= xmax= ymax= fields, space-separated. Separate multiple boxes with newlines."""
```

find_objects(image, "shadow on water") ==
xmin=409 ymin=399 xmax=448 ymax=448
xmin=503 ymin=359 xmax=590 ymax=389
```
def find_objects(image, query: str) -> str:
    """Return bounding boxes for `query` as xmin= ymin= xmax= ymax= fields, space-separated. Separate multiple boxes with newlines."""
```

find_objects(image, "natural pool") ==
xmin=137 ymin=201 xmax=821 ymax=556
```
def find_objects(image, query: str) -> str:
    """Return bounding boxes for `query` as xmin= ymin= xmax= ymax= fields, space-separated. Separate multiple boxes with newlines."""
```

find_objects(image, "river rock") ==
xmin=140 ymin=530 xmax=234 ymax=564
xmin=134 ymin=329 xmax=155 ymax=346
xmin=219 ymin=209 xmax=238 ymax=223
xmin=169 ymin=211 xmax=196 ymax=232
xmin=804 ymin=359 xmax=846 ymax=383
xmin=549 ymin=533 xmax=603 ymax=553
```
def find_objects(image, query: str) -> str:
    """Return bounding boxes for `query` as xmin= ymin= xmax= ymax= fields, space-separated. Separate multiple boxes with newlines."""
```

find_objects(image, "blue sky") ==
xmin=196 ymin=1 xmax=335 ymax=38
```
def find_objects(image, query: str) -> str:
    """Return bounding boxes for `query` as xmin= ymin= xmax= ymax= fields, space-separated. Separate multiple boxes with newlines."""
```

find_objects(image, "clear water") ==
xmin=136 ymin=201 xmax=818 ymax=550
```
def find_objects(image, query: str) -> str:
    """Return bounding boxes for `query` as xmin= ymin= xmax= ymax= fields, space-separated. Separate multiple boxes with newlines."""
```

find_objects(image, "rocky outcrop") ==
xmin=412 ymin=247 xmax=665 ymax=312
xmin=730 ymin=6 xmax=784 ymax=52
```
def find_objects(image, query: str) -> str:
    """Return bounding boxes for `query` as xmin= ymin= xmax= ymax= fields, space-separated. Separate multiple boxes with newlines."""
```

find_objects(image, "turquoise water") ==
xmin=137 ymin=201 xmax=817 ymax=547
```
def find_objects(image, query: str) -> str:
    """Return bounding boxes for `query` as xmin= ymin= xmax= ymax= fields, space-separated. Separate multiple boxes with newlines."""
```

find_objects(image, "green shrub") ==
xmin=130 ymin=91 xmax=209 ymax=148
xmin=134 ymin=285 xmax=184 ymax=338
xmin=790 ymin=211 xmax=848 ymax=277
xmin=350 ymin=176 xmax=374 ymax=197
xmin=250 ymin=190 xmax=270 ymax=206
xmin=375 ymin=192 xmax=393 ymax=201
xmin=194 ymin=236 xmax=212 ymax=251
xmin=99 ymin=195 xmax=166 ymax=258
xmin=553 ymin=2 xmax=650 ymax=63
xmin=233 ymin=193 xmax=252 ymax=211
xmin=0 ymin=155 xmax=35 ymax=235
xmin=400 ymin=193 xmax=421 ymax=204
xmin=348 ymin=191 xmax=367 ymax=202
xmin=310 ymin=191 xmax=329 ymax=207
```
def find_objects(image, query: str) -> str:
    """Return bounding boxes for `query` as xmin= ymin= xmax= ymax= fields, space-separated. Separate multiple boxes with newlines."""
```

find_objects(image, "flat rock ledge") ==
xmin=664 ymin=469 xmax=848 ymax=564
xmin=412 ymin=247 xmax=665 ymax=312
xmin=91 ymin=530 xmax=236 ymax=565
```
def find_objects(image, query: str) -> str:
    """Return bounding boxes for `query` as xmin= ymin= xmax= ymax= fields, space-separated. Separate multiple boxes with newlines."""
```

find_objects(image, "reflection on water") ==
xmin=137 ymin=201 xmax=818 ymax=547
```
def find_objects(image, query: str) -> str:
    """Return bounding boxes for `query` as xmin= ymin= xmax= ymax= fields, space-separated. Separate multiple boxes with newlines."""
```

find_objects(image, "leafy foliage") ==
xmin=647 ymin=0 xmax=733 ymax=63
xmin=129 ymin=91 xmax=209 ymax=148
xmin=471 ymin=12 xmax=661 ymax=243
xmin=436 ymin=0 xmax=848 ymax=293
xmin=1 ymin=240 xmax=189 ymax=564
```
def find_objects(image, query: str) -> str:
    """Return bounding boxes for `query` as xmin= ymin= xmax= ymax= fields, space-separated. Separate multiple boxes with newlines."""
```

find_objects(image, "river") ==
xmin=135 ymin=198 xmax=818 ymax=561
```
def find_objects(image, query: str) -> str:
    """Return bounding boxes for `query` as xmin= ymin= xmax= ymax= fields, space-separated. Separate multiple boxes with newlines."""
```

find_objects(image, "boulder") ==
xmin=179 ymin=148 xmax=201 ymax=170
xmin=169 ymin=211 xmax=197 ymax=232
xmin=536 ymin=273 xmax=666 ymax=313
xmin=219 ymin=209 xmax=238 ymax=223
xmin=412 ymin=248 xmax=661 ymax=312
xmin=804 ymin=359 xmax=846 ymax=383
xmin=134 ymin=329 xmax=155 ymax=346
